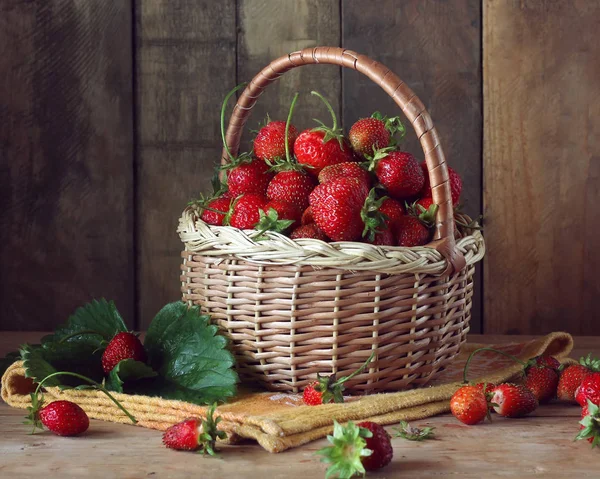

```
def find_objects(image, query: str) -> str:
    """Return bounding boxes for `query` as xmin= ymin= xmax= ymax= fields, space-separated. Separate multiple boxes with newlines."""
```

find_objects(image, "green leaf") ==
xmin=21 ymin=344 xmax=61 ymax=387
xmin=0 ymin=351 xmax=21 ymax=377
xmin=42 ymin=299 xmax=127 ymax=349
xmin=105 ymin=359 xmax=157 ymax=393
xmin=140 ymin=302 xmax=238 ymax=405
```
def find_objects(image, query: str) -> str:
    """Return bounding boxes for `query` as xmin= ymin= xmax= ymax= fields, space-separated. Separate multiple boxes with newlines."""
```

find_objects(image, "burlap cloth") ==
xmin=1 ymin=332 xmax=574 ymax=453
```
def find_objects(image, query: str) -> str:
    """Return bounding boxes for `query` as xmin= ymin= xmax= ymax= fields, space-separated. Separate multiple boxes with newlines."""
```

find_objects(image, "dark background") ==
xmin=1 ymin=0 xmax=598 ymax=334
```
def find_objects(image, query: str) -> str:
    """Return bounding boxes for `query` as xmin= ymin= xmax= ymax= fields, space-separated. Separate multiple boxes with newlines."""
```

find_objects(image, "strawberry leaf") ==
xmin=105 ymin=359 xmax=158 ymax=393
xmin=140 ymin=302 xmax=238 ymax=405
xmin=0 ymin=351 xmax=21 ymax=377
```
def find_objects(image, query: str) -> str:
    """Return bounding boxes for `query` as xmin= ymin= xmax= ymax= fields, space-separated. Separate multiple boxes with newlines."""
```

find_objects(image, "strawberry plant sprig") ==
xmin=392 ymin=421 xmax=435 ymax=441
xmin=25 ymin=370 xmax=137 ymax=434
xmin=462 ymin=347 xmax=528 ymax=384
xmin=219 ymin=83 xmax=251 ymax=168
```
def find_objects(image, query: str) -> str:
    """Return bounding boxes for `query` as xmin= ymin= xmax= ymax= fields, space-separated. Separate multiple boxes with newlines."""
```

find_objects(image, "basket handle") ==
xmin=221 ymin=47 xmax=466 ymax=274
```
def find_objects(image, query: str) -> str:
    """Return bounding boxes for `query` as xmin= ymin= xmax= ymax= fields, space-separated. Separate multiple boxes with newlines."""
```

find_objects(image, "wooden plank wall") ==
xmin=1 ymin=0 xmax=598 ymax=335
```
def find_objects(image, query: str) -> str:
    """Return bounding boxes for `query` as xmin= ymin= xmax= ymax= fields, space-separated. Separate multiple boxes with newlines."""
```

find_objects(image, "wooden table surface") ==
xmin=1 ymin=333 xmax=599 ymax=478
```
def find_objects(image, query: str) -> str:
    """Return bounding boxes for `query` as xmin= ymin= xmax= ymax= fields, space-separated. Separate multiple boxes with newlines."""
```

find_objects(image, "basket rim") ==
xmin=178 ymin=207 xmax=485 ymax=275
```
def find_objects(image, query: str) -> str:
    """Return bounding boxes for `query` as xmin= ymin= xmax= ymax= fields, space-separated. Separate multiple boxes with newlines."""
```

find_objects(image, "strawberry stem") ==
xmin=30 ymin=371 xmax=137 ymax=431
xmin=285 ymin=93 xmax=299 ymax=164
xmin=462 ymin=347 xmax=527 ymax=384
xmin=220 ymin=83 xmax=248 ymax=164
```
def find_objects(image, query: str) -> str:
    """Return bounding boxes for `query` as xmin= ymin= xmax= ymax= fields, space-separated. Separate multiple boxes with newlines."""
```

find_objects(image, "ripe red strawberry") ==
xmin=294 ymin=92 xmax=354 ymax=175
xmin=420 ymin=161 xmax=462 ymax=206
xmin=290 ymin=223 xmax=329 ymax=241
xmin=378 ymin=198 xmax=404 ymax=229
xmin=309 ymin=177 xmax=370 ymax=241
xmin=162 ymin=405 xmax=226 ymax=455
xmin=475 ymin=382 xmax=496 ymax=395
xmin=393 ymin=215 xmax=431 ymax=247
xmin=491 ymin=383 xmax=538 ymax=418
xmin=577 ymin=401 xmax=600 ymax=447
xmin=558 ymin=354 xmax=600 ymax=402
xmin=317 ymin=421 xmax=392 ymax=477
xmin=414 ymin=196 xmax=434 ymax=213
xmin=524 ymin=365 xmax=559 ymax=403
xmin=102 ymin=332 xmax=147 ymax=375
xmin=253 ymin=120 xmax=298 ymax=163
xmin=357 ymin=422 xmax=394 ymax=471
xmin=227 ymin=193 xmax=268 ymax=230
xmin=531 ymin=355 xmax=561 ymax=371
xmin=267 ymin=170 xmax=316 ymax=213
xmin=263 ymin=199 xmax=301 ymax=227
xmin=450 ymin=385 xmax=490 ymax=425
xmin=302 ymin=381 xmax=324 ymax=406
xmin=366 ymin=227 xmax=395 ymax=246
xmin=200 ymin=196 xmax=233 ymax=226
xmin=227 ymin=159 xmax=274 ymax=197
xmin=576 ymin=372 xmax=600 ymax=407
xmin=38 ymin=401 xmax=89 ymax=436
xmin=318 ymin=162 xmax=371 ymax=189
xmin=366 ymin=149 xmax=424 ymax=199
xmin=301 ymin=206 xmax=314 ymax=225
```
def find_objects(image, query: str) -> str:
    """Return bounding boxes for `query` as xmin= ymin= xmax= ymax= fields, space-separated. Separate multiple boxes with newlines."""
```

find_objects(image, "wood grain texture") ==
xmin=483 ymin=0 xmax=600 ymax=335
xmin=135 ymin=0 xmax=237 ymax=327
xmin=237 ymin=0 xmax=341 ymax=145
xmin=0 ymin=1 xmax=134 ymax=330
xmin=342 ymin=0 xmax=483 ymax=332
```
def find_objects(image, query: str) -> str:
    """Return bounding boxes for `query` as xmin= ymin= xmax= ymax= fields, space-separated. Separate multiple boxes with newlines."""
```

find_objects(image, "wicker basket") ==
xmin=178 ymin=47 xmax=485 ymax=394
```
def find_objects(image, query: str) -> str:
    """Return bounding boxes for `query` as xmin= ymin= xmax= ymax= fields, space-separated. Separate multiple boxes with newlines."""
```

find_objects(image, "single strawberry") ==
xmin=531 ymin=355 xmax=561 ymax=371
xmin=393 ymin=215 xmax=431 ymax=247
xmin=414 ymin=196 xmax=435 ymax=213
xmin=309 ymin=177 xmax=370 ymax=241
xmin=524 ymin=365 xmax=559 ymax=403
xmin=349 ymin=112 xmax=404 ymax=159
xmin=366 ymin=226 xmax=395 ymax=246
xmin=37 ymin=401 xmax=89 ymax=436
xmin=357 ymin=422 xmax=394 ymax=471
xmin=266 ymin=170 xmax=316 ymax=213
xmin=254 ymin=120 xmax=298 ymax=163
xmin=419 ymin=161 xmax=462 ymax=206
xmin=102 ymin=332 xmax=147 ymax=375
xmin=226 ymin=158 xmax=274 ymax=197
xmin=254 ymin=204 xmax=296 ymax=235
xmin=576 ymin=372 xmax=600 ymax=407
xmin=576 ymin=400 xmax=600 ymax=447
xmin=302 ymin=352 xmax=374 ymax=405
xmin=294 ymin=91 xmax=354 ymax=175
xmin=263 ymin=200 xmax=301 ymax=226
xmin=162 ymin=404 xmax=226 ymax=455
xmin=558 ymin=354 xmax=600 ymax=402
xmin=226 ymin=193 xmax=268 ymax=230
xmin=301 ymin=206 xmax=314 ymax=225
xmin=491 ymin=383 xmax=538 ymax=418
xmin=317 ymin=421 xmax=392 ymax=477
xmin=450 ymin=385 xmax=490 ymax=425
xmin=365 ymin=148 xmax=424 ymax=200
xmin=199 ymin=196 xmax=233 ymax=226
xmin=378 ymin=197 xmax=404 ymax=229
xmin=290 ymin=223 xmax=329 ymax=241
xmin=318 ymin=162 xmax=371 ymax=189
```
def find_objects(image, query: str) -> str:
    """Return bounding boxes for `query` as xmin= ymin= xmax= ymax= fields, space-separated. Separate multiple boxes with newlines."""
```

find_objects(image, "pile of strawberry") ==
xmin=194 ymin=89 xmax=465 ymax=247
xmin=449 ymin=350 xmax=600 ymax=448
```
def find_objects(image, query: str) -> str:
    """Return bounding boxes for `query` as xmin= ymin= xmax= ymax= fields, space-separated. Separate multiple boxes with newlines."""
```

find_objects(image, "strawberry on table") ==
xmin=294 ymin=91 xmax=354 ymax=175
xmin=558 ymin=354 xmax=600 ymax=402
xmin=290 ymin=223 xmax=329 ymax=241
xmin=576 ymin=400 xmax=600 ymax=448
xmin=491 ymin=383 xmax=538 ymax=418
xmin=524 ymin=364 xmax=559 ymax=403
xmin=450 ymin=385 xmax=490 ymax=425
xmin=102 ymin=332 xmax=147 ymax=375
xmin=365 ymin=148 xmax=424 ymax=200
xmin=226 ymin=193 xmax=268 ymax=230
xmin=419 ymin=161 xmax=463 ymax=206
xmin=317 ymin=421 xmax=393 ymax=478
xmin=253 ymin=119 xmax=298 ymax=163
xmin=162 ymin=404 xmax=226 ymax=455
xmin=37 ymin=400 xmax=90 ymax=437
xmin=349 ymin=112 xmax=404 ymax=159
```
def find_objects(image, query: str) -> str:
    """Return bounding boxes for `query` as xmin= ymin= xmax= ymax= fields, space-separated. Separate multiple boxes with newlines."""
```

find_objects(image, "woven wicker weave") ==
xmin=178 ymin=47 xmax=485 ymax=393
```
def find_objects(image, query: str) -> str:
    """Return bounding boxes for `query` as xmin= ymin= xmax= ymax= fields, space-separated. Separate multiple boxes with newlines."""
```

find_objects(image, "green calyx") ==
xmin=392 ymin=420 xmax=435 ymax=441
xmin=197 ymin=403 xmax=227 ymax=456
xmin=407 ymin=201 xmax=439 ymax=229
xmin=576 ymin=400 xmax=600 ymax=448
xmin=254 ymin=208 xmax=295 ymax=236
xmin=313 ymin=352 xmax=375 ymax=404
xmin=24 ymin=369 xmax=137 ymax=434
xmin=222 ymin=196 xmax=239 ymax=227
xmin=317 ymin=420 xmax=373 ymax=479
xmin=362 ymin=146 xmax=395 ymax=171
xmin=310 ymin=91 xmax=346 ymax=149
xmin=360 ymin=189 xmax=389 ymax=242
xmin=580 ymin=353 xmax=600 ymax=372
xmin=371 ymin=111 xmax=406 ymax=146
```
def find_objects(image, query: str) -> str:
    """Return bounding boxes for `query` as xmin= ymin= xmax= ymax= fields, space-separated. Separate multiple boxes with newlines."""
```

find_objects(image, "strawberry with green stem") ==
xmin=364 ymin=147 xmax=424 ymax=200
xmin=303 ymin=352 xmax=375 ymax=405
xmin=162 ymin=403 xmax=227 ymax=455
xmin=349 ymin=112 xmax=406 ymax=159
xmin=102 ymin=331 xmax=147 ymax=375
xmin=25 ymin=371 xmax=136 ymax=435
xmin=558 ymin=354 xmax=600 ymax=402
xmin=450 ymin=384 xmax=492 ymax=425
xmin=294 ymin=91 xmax=354 ymax=175
xmin=576 ymin=400 xmax=600 ymax=448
